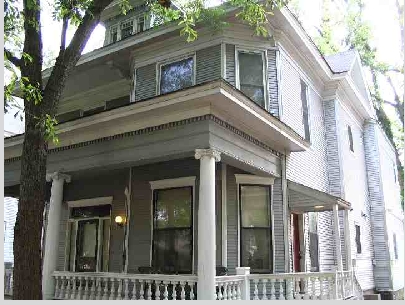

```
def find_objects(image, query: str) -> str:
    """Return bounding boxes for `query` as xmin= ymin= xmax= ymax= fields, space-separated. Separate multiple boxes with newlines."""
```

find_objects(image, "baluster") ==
xmin=96 ymin=278 xmax=103 ymax=300
xmin=303 ymin=277 xmax=310 ymax=300
xmin=10 ymin=273 xmax=13 ymax=295
xmin=269 ymin=278 xmax=276 ymax=300
xmin=89 ymin=277 xmax=96 ymax=300
xmin=124 ymin=279 xmax=130 ymax=300
xmin=190 ymin=283 xmax=195 ymax=300
xmin=227 ymin=281 xmax=232 ymax=300
xmin=179 ymin=281 xmax=186 ymax=300
xmin=139 ymin=280 xmax=145 ymax=300
xmin=278 ymin=279 xmax=285 ymax=300
xmin=221 ymin=282 xmax=226 ymax=300
xmin=65 ymin=276 xmax=71 ymax=300
xmin=54 ymin=276 xmax=60 ymax=299
xmin=328 ymin=276 xmax=334 ymax=299
xmin=294 ymin=277 xmax=301 ymax=300
xmin=232 ymin=281 xmax=238 ymax=300
xmin=131 ymin=279 xmax=137 ymax=300
xmin=162 ymin=281 xmax=169 ymax=300
xmin=261 ymin=279 xmax=268 ymax=300
xmin=311 ymin=276 xmax=317 ymax=300
xmin=77 ymin=276 xmax=83 ymax=300
xmin=83 ymin=276 xmax=89 ymax=300
xmin=102 ymin=278 xmax=109 ymax=300
xmin=155 ymin=280 xmax=161 ymax=300
xmin=320 ymin=276 xmax=325 ymax=300
xmin=286 ymin=278 xmax=294 ymax=300
xmin=70 ymin=276 xmax=77 ymax=299
xmin=116 ymin=278 xmax=123 ymax=300
xmin=253 ymin=279 xmax=259 ymax=300
xmin=146 ymin=280 xmax=152 ymax=300
xmin=237 ymin=281 xmax=242 ymax=300
xmin=217 ymin=283 xmax=223 ymax=300
xmin=109 ymin=278 xmax=116 ymax=300
xmin=59 ymin=276 xmax=66 ymax=299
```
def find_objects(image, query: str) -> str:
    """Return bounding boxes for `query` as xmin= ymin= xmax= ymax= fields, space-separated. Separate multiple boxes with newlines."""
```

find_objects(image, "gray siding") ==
xmin=225 ymin=44 xmax=235 ymax=86
xmin=135 ymin=64 xmax=156 ymax=102
xmin=273 ymin=178 xmax=286 ymax=273
xmin=4 ymin=197 xmax=18 ymax=265
xmin=363 ymin=120 xmax=391 ymax=290
xmin=196 ymin=45 xmax=221 ymax=84
xmin=267 ymin=50 xmax=279 ymax=117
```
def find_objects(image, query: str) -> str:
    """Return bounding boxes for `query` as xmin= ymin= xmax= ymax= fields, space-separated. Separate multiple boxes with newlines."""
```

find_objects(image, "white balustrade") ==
xmin=52 ymin=272 xmax=197 ymax=300
xmin=4 ymin=269 xmax=13 ymax=296
xmin=214 ymin=276 xmax=245 ymax=300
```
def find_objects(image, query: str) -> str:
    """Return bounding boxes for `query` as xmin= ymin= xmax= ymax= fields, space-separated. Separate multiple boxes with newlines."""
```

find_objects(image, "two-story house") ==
xmin=3 ymin=1 xmax=403 ymax=300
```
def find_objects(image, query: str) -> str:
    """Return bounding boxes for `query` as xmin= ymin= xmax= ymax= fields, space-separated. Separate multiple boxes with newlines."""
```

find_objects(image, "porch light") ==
xmin=314 ymin=205 xmax=324 ymax=209
xmin=115 ymin=215 xmax=126 ymax=226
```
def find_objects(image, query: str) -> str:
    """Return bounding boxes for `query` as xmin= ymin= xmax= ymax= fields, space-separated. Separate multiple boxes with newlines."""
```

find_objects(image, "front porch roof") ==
xmin=288 ymin=180 xmax=351 ymax=213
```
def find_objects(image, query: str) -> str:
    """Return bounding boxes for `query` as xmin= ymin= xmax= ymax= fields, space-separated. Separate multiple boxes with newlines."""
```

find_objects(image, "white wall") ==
xmin=4 ymin=197 xmax=18 ymax=265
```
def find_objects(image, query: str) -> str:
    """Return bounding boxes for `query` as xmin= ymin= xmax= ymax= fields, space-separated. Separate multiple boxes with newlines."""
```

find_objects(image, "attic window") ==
xmin=121 ymin=19 xmax=133 ymax=39
xmin=110 ymin=26 xmax=118 ymax=43
xmin=348 ymin=125 xmax=354 ymax=152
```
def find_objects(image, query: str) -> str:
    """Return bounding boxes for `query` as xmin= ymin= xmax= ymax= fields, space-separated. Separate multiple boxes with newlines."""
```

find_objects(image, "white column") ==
xmin=343 ymin=209 xmax=352 ymax=271
xmin=333 ymin=204 xmax=343 ymax=272
xmin=195 ymin=148 xmax=220 ymax=300
xmin=43 ymin=172 xmax=71 ymax=299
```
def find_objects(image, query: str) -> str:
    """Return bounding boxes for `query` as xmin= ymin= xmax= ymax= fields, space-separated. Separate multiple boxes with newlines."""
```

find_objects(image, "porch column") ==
xmin=333 ymin=204 xmax=343 ymax=272
xmin=343 ymin=209 xmax=352 ymax=271
xmin=195 ymin=148 xmax=220 ymax=300
xmin=43 ymin=172 xmax=71 ymax=299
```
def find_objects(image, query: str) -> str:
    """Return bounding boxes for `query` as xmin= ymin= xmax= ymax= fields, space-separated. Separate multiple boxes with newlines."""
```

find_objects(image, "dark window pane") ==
xmin=153 ymin=229 xmax=192 ymax=274
xmin=300 ymin=80 xmax=310 ymax=141
xmin=238 ymin=52 xmax=265 ymax=107
xmin=240 ymin=185 xmax=270 ymax=227
xmin=121 ymin=20 xmax=133 ymax=39
xmin=241 ymin=228 xmax=271 ymax=272
xmin=155 ymin=188 xmax=192 ymax=228
xmin=160 ymin=58 xmax=194 ymax=94
xmin=71 ymin=204 xmax=111 ymax=218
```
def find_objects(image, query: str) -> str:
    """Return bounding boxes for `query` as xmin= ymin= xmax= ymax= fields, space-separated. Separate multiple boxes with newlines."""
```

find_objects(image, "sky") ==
xmin=4 ymin=0 xmax=404 ymax=135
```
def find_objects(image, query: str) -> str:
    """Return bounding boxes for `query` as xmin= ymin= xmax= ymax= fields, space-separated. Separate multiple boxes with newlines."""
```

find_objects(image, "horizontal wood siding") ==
xmin=4 ymin=197 xmax=18 ymax=265
xmin=196 ymin=45 xmax=221 ymax=84
xmin=267 ymin=50 xmax=279 ymax=117
xmin=225 ymin=44 xmax=235 ymax=86
xmin=273 ymin=178 xmax=286 ymax=273
xmin=135 ymin=64 xmax=156 ymax=102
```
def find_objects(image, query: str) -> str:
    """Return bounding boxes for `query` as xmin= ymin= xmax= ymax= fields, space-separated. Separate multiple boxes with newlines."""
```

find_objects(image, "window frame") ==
xmin=235 ymin=47 xmax=268 ymax=110
xmin=235 ymin=174 xmax=275 ymax=273
xmin=156 ymin=53 xmax=196 ymax=96
xmin=300 ymin=79 xmax=311 ymax=142
xmin=108 ymin=13 xmax=150 ymax=44
xmin=149 ymin=176 xmax=196 ymax=274
xmin=64 ymin=197 xmax=113 ymax=272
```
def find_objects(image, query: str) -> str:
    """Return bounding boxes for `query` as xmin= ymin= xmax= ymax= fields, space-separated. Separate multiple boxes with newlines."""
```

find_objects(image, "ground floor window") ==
xmin=66 ymin=204 xmax=111 ymax=272
xmin=239 ymin=185 xmax=272 ymax=273
xmin=152 ymin=187 xmax=193 ymax=274
xmin=308 ymin=212 xmax=319 ymax=272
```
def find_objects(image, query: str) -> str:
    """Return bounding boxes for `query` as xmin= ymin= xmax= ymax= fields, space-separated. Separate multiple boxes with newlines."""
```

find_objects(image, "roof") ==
xmin=324 ymin=49 xmax=357 ymax=73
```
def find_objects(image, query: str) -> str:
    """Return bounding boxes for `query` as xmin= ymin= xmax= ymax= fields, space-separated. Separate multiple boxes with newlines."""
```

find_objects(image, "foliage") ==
xmin=314 ymin=0 xmax=339 ymax=55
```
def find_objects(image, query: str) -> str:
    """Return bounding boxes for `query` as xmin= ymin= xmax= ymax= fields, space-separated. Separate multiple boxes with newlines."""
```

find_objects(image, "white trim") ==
xmin=275 ymin=48 xmax=283 ymax=119
xmin=235 ymin=47 xmax=269 ymax=110
xmin=221 ymin=43 xmax=226 ymax=79
xmin=221 ymin=163 xmax=227 ymax=267
xmin=149 ymin=176 xmax=196 ymax=274
xmin=234 ymin=174 xmax=275 ymax=186
xmin=149 ymin=176 xmax=196 ymax=190
xmin=156 ymin=53 xmax=196 ymax=96
xmin=67 ymin=196 xmax=113 ymax=208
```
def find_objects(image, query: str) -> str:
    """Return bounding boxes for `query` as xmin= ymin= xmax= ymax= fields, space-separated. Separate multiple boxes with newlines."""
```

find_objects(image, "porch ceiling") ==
xmin=288 ymin=180 xmax=351 ymax=213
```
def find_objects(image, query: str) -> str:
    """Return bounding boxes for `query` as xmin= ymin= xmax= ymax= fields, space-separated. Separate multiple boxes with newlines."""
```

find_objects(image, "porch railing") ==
xmin=215 ymin=270 xmax=357 ymax=300
xmin=52 ymin=271 xmax=197 ymax=300
xmin=4 ymin=268 xmax=13 ymax=296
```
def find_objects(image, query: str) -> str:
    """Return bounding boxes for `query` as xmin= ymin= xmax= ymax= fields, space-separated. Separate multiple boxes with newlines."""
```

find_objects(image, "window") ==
xmin=348 ymin=126 xmax=354 ymax=152
xmin=393 ymin=234 xmax=398 ymax=259
xmin=300 ymin=80 xmax=310 ymax=141
xmin=237 ymin=51 xmax=266 ymax=108
xmin=137 ymin=15 xmax=145 ymax=33
xmin=355 ymin=225 xmax=361 ymax=254
xmin=66 ymin=204 xmax=111 ymax=272
xmin=109 ymin=25 xmax=118 ymax=44
xmin=159 ymin=57 xmax=194 ymax=95
xmin=240 ymin=185 xmax=272 ymax=273
xmin=152 ymin=187 xmax=193 ymax=274
xmin=308 ymin=212 xmax=319 ymax=272
xmin=120 ymin=19 xmax=134 ymax=39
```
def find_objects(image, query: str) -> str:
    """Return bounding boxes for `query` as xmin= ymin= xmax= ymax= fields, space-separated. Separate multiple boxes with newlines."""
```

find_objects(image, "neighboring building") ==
xmin=4 ymin=197 xmax=18 ymax=266
xmin=3 ymin=1 xmax=403 ymax=300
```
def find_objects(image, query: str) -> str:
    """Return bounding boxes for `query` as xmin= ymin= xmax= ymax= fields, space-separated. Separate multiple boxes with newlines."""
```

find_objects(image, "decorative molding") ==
xmin=194 ymin=149 xmax=221 ymax=162
xmin=234 ymin=174 xmax=275 ymax=185
xmin=149 ymin=176 xmax=196 ymax=190
xmin=67 ymin=196 xmax=113 ymax=208
xmin=46 ymin=172 xmax=71 ymax=183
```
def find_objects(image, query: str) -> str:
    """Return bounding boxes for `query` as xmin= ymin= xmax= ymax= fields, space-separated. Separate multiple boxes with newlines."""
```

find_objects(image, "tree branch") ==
xmin=60 ymin=16 xmax=69 ymax=52
xmin=4 ymin=48 xmax=21 ymax=68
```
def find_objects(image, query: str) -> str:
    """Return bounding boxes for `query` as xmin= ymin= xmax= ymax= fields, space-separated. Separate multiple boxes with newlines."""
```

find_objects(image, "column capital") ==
xmin=195 ymin=149 xmax=221 ymax=162
xmin=46 ymin=172 xmax=71 ymax=183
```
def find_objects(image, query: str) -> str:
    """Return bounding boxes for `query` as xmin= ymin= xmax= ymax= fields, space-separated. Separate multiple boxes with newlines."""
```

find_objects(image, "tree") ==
xmin=4 ymin=0 xmax=288 ymax=299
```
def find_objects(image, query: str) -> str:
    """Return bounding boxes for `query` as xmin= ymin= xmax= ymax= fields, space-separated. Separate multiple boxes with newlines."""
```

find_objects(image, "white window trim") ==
xmin=67 ymin=196 xmax=113 ymax=208
xmin=156 ymin=53 xmax=197 ymax=96
xmin=108 ymin=12 xmax=150 ymax=45
xmin=235 ymin=47 xmax=269 ymax=110
xmin=64 ymin=202 xmax=112 ymax=272
xmin=235 ymin=174 xmax=275 ymax=273
xmin=149 ymin=176 xmax=196 ymax=274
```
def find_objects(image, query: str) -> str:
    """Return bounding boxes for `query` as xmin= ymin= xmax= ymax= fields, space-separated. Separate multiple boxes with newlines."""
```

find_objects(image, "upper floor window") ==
xmin=121 ymin=19 xmax=134 ymax=40
xmin=348 ymin=125 xmax=354 ymax=152
xmin=355 ymin=224 xmax=362 ymax=254
xmin=300 ymin=80 xmax=310 ymax=142
xmin=240 ymin=185 xmax=272 ymax=273
xmin=159 ymin=56 xmax=194 ymax=95
xmin=236 ymin=50 xmax=266 ymax=108
xmin=108 ymin=14 xmax=150 ymax=44
xmin=393 ymin=233 xmax=398 ymax=259
xmin=110 ymin=25 xmax=118 ymax=43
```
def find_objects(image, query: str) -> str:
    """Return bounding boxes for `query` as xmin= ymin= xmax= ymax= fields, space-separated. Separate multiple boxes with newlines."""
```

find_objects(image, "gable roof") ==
xmin=324 ymin=49 xmax=357 ymax=73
